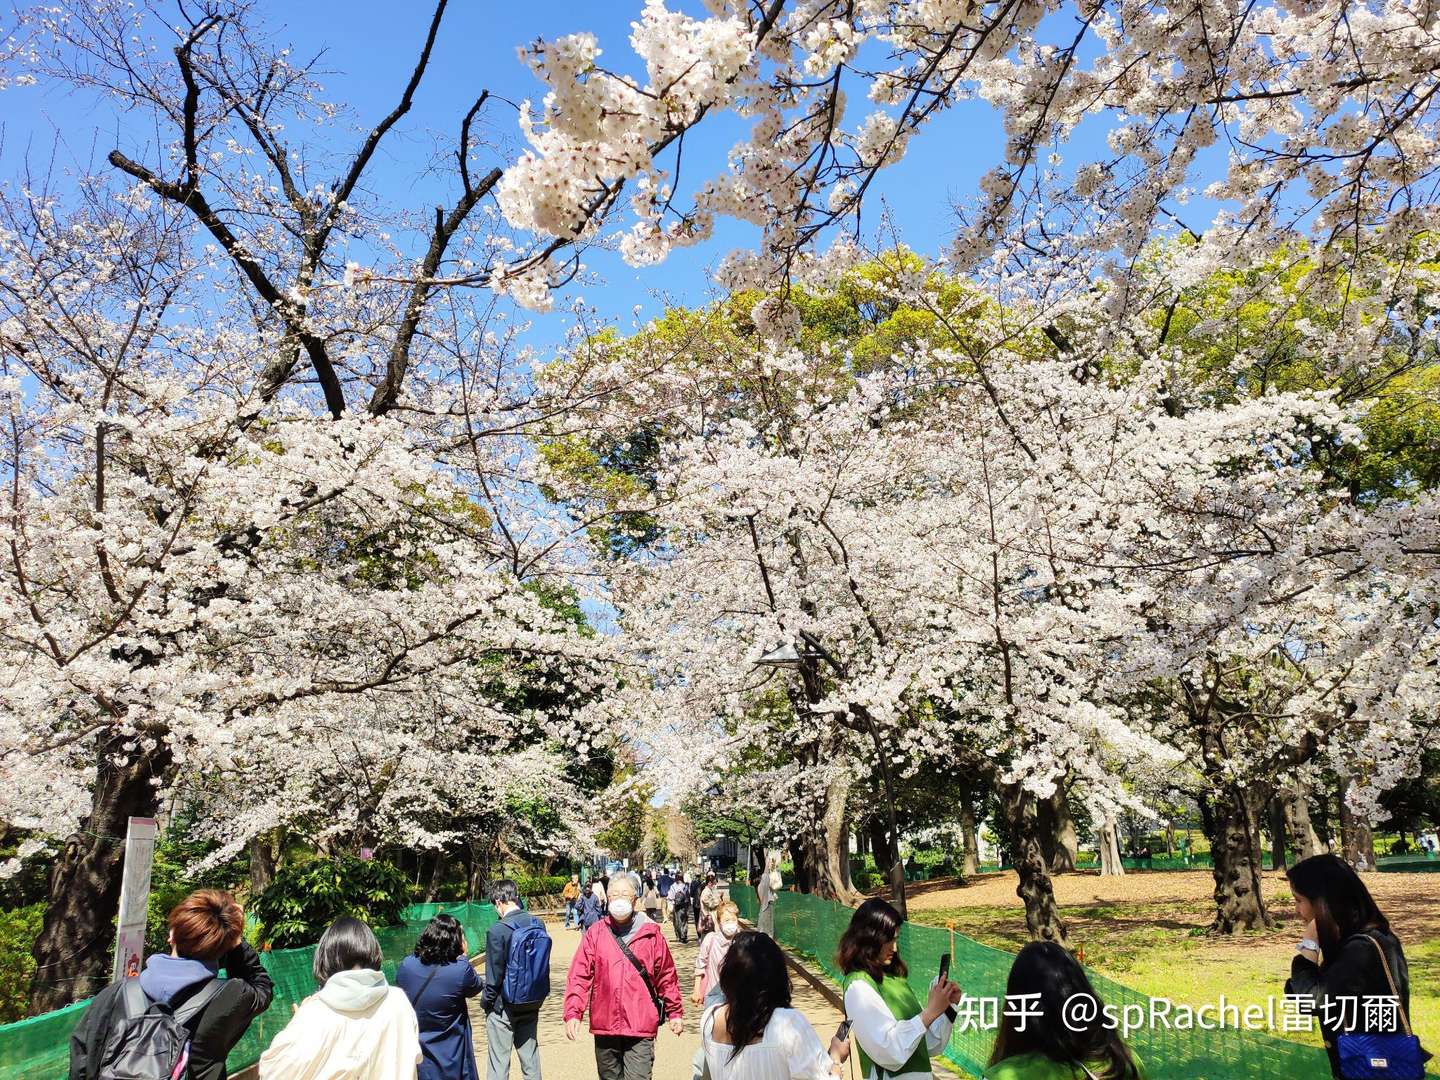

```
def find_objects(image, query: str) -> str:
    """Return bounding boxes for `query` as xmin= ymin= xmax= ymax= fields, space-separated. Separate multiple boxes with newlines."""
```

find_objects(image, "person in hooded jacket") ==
xmin=258 ymin=917 xmax=421 ymax=1080
xmin=564 ymin=871 xmax=685 ymax=1080
xmin=69 ymin=890 xmax=273 ymax=1080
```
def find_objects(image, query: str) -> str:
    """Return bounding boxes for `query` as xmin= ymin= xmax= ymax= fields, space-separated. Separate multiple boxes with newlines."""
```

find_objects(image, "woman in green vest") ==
xmin=985 ymin=943 xmax=1145 ymax=1080
xmin=837 ymin=899 xmax=962 ymax=1080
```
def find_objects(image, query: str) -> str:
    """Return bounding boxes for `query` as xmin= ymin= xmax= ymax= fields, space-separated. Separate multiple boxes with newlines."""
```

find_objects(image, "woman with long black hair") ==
xmin=984 ymin=942 xmax=1144 ymax=1080
xmin=1286 ymin=853 xmax=1429 ymax=1078
xmin=699 ymin=930 xmax=849 ymax=1079
xmin=838 ymin=898 xmax=960 ymax=1080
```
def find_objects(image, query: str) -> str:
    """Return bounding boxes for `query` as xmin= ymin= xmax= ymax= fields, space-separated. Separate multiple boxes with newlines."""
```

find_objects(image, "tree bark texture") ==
xmin=1039 ymin=781 xmax=1079 ymax=874
xmin=1001 ymin=783 xmax=1068 ymax=944
xmin=30 ymin=740 xmax=171 ymax=1014
xmin=1338 ymin=779 xmax=1377 ymax=871
xmin=1207 ymin=784 xmax=1272 ymax=933
xmin=1282 ymin=789 xmax=1324 ymax=861
xmin=960 ymin=799 xmax=980 ymax=877
xmin=1098 ymin=815 xmax=1125 ymax=877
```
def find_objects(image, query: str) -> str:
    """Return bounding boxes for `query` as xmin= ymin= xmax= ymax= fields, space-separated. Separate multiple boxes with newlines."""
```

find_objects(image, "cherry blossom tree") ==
xmin=0 ymin=1 xmax=619 ymax=1010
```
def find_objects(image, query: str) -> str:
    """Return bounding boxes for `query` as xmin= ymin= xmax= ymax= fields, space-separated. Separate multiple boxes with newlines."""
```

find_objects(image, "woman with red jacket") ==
xmin=564 ymin=870 xmax=685 ymax=1080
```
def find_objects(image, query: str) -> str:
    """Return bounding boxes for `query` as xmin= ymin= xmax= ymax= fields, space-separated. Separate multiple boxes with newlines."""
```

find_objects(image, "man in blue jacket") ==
xmin=483 ymin=880 xmax=549 ymax=1080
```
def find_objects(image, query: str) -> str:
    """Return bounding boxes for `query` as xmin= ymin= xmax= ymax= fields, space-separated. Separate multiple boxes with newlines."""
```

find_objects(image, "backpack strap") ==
xmin=172 ymin=978 xmax=225 ymax=1027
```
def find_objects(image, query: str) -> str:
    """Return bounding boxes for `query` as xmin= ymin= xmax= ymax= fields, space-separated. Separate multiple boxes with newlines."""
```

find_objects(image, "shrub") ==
xmin=0 ymin=904 xmax=43 ymax=1023
xmin=251 ymin=856 xmax=413 ymax=949
xmin=853 ymin=869 xmax=883 ymax=890
xmin=513 ymin=874 xmax=568 ymax=897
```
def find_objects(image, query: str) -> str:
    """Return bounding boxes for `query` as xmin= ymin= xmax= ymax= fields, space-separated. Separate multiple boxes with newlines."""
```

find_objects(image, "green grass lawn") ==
xmin=912 ymin=895 xmax=1440 ymax=1062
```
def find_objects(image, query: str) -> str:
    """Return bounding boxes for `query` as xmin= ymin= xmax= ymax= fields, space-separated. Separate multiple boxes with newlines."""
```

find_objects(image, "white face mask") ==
xmin=608 ymin=897 xmax=634 ymax=921
xmin=721 ymin=920 xmax=740 ymax=937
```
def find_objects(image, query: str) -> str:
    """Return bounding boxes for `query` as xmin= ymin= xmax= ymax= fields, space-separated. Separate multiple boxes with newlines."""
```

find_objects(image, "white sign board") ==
xmin=112 ymin=817 xmax=159 ymax=982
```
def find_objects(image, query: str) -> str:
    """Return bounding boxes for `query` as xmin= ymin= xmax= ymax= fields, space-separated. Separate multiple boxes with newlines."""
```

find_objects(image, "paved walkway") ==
xmin=471 ymin=914 xmax=845 ymax=1079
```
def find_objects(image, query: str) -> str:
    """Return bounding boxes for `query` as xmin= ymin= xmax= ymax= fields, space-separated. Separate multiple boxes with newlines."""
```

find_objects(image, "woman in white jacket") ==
xmin=259 ymin=917 xmax=422 ymax=1080
xmin=837 ymin=900 xmax=960 ymax=1080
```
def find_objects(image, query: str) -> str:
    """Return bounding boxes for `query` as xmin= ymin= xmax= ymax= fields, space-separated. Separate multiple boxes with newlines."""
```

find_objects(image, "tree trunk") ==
xmin=1281 ymin=788 xmax=1323 ymax=860
xmin=1001 ymin=783 xmax=1067 ymax=944
xmin=788 ymin=837 xmax=814 ymax=894
xmin=807 ymin=765 xmax=862 ymax=905
xmin=248 ymin=832 xmax=278 ymax=898
xmin=1338 ymin=780 xmax=1376 ymax=871
xmin=959 ymin=799 xmax=980 ymax=877
xmin=866 ymin=820 xmax=889 ymax=882
xmin=1040 ymin=782 xmax=1078 ymax=874
xmin=425 ymin=849 xmax=445 ymax=902
xmin=1098 ymin=815 xmax=1125 ymax=876
xmin=1268 ymin=798 xmax=1288 ymax=870
xmin=29 ymin=741 xmax=170 ymax=1014
xmin=1208 ymin=785 xmax=1272 ymax=933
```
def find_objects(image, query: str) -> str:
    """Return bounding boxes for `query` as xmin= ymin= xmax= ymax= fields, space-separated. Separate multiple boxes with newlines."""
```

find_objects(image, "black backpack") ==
xmin=96 ymin=978 xmax=223 ymax=1080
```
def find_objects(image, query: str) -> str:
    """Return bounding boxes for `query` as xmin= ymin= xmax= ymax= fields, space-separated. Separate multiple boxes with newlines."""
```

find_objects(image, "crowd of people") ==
xmin=66 ymin=855 xmax=1424 ymax=1080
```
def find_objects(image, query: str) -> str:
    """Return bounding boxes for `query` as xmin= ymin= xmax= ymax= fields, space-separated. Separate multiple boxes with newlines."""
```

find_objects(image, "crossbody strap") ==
xmin=1364 ymin=934 xmax=1413 ymax=1037
xmin=608 ymin=926 xmax=666 ymax=1024
xmin=415 ymin=964 xmax=442 ymax=1006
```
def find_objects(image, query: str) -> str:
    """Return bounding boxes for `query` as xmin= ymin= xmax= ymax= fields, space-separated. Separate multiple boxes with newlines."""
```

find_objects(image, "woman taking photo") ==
xmin=984 ymin=942 xmax=1144 ymax=1080
xmin=396 ymin=913 xmax=483 ymax=1080
xmin=258 ymin=917 xmax=421 ymax=1079
xmin=700 ymin=930 xmax=849 ymax=1079
xmin=837 ymin=899 xmax=960 ymax=1080
xmin=1286 ymin=853 xmax=1429 ymax=1078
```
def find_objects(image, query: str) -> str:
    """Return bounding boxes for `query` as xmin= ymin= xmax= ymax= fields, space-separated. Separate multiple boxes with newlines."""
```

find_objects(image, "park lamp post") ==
xmin=753 ymin=630 xmax=908 ymax=919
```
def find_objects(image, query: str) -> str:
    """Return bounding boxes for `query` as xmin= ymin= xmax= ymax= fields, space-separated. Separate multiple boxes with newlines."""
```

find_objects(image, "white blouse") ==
xmin=842 ymin=978 xmax=955 ymax=1080
xmin=700 ymin=1005 xmax=838 ymax=1080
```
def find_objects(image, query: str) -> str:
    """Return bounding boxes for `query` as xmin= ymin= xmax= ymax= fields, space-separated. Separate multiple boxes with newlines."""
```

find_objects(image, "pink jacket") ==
xmin=564 ymin=916 xmax=684 ymax=1038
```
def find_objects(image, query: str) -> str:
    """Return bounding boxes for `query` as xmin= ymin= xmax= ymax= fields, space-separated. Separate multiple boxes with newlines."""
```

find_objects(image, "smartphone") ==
xmin=938 ymin=952 xmax=951 ymax=983
xmin=834 ymin=1020 xmax=851 ymax=1043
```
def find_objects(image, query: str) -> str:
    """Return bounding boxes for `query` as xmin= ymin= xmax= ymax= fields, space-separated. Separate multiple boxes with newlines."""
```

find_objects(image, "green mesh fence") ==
xmin=0 ymin=901 xmax=497 ymax=1080
xmin=731 ymin=885 xmax=1349 ymax=1080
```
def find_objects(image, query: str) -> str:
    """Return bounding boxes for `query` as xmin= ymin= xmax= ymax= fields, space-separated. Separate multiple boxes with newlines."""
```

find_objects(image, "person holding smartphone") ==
xmin=837 ymin=899 xmax=961 ymax=1080
xmin=699 ymin=931 xmax=849 ymax=1079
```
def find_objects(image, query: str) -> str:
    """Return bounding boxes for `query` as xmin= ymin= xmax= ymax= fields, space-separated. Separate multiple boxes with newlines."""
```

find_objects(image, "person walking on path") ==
xmin=669 ymin=875 xmax=691 ymax=944
xmin=837 ymin=899 xmax=960 ymax=1080
xmin=983 ymin=942 xmax=1145 ymax=1080
xmin=563 ymin=876 xmax=582 ymax=930
xmin=580 ymin=880 xmax=608 ymax=930
xmin=693 ymin=900 xmax=742 ymax=1010
xmin=756 ymin=856 xmax=779 ymax=938
xmin=642 ymin=876 xmax=663 ymax=923
xmin=397 ymin=913 xmax=483 ymax=1080
xmin=69 ymin=889 xmax=273 ymax=1080
xmin=482 ymin=879 xmax=553 ymax=1080
xmin=1285 ymin=853 xmax=1429 ymax=1079
xmin=258 ymin=917 xmax=421 ymax=1080
xmin=689 ymin=874 xmax=704 ymax=935
xmin=564 ymin=870 xmax=685 ymax=1080
xmin=657 ymin=870 xmax=674 ymax=922
xmin=699 ymin=873 xmax=722 ymax=939
xmin=700 ymin=930 xmax=849 ymax=1080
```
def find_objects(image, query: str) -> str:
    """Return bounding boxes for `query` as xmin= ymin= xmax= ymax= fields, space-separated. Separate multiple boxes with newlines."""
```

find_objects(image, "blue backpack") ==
xmin=502 ymin=917 xmax=552 ymax=1008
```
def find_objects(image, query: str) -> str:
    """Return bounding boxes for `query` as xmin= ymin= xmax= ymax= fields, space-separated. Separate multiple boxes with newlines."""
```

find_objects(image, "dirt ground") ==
xmin=470 ymin=915 xmax=845 ymax=1080
xmin=904 ymin=867 xmax=1440 ymax=939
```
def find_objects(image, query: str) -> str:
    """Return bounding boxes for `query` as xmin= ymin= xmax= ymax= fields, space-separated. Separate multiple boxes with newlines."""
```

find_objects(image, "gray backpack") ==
xmin=96 ymin=978 xmax=223 ymax=1080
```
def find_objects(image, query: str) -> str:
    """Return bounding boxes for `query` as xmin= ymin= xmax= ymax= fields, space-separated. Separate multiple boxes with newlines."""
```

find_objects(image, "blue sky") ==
xmin=3 ymin=0 xmax=1020 ymax=355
